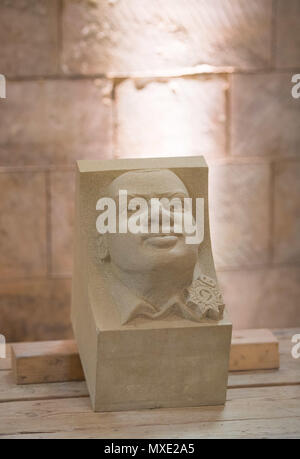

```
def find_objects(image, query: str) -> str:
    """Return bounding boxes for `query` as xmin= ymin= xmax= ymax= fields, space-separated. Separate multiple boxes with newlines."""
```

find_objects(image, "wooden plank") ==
xmin=0 ymin=385 xmax=299 ymax=439
xmin=11 ymin=340 xmax=84 ymax=384
xmin=273 ymin=328 xmax=300 ymax=340
xmin=1 ymin=417 xmax=299 ymax=439
xmin=230 ymin=329 xmax=279 ymax=371
xmin=0 ymin=370 xmax=88 ymax=403
xmin=10 ymin=329 xmax=280 ymax=385
xmin=228 ymin=334 xmax=299 ymax=388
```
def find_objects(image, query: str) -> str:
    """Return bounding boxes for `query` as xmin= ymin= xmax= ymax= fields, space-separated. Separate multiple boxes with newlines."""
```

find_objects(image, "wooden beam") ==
xmin=11 ymin=340 xmax=84 ymax=385
xmin=230 ymin=329 xmax=279 ymax=371
xmin=11 ymin=329 xmax=279 ymax=385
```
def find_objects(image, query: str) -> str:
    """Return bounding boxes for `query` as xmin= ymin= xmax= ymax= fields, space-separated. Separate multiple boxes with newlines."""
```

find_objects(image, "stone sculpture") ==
xmin=72 ymin=156 xmax=232 ymax=412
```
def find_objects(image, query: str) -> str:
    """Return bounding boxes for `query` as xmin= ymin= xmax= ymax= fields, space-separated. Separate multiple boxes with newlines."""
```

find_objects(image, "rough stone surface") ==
xmin=0 ymin=278 xmax=72 ymax=342
xmin=0 ymin=79 xmax=113 ymax=166
xmin=0 ymin=0 xmax=59 ymax=77
xmin=50 ymin=171 xmax=75 ymax=276
xmin=276 ymin=0 xmax=300 ymax=68
xmin=231 ymin=73 xmax=300 ymax=157
xmin=273 ymin=160 xmax=300 ymax=264
xmin=116 ymin=77 xmax=227 ymax=159
xmin=0 ymin=172 xmax=47 ymax=279
xmin=209 ymin=163 xmax=271 ymax=269
xmin=218 ymin=265 xmax=300 ymax=329
xmin=62 ymin=0 xmax=272 ymax=74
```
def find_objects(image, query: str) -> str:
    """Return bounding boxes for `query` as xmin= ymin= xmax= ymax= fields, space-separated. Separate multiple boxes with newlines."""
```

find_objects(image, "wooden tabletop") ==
xmin=0 ymin=328 xmax=299 ymax=439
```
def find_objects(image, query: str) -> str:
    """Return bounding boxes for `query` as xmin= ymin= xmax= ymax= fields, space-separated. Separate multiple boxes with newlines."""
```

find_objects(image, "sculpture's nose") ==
xmin=147 ymin=201 xmax=177 ymax=233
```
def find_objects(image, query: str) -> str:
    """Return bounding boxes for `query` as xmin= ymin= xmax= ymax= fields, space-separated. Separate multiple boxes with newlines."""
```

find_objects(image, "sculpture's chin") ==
xmin=142 ymin=245 xmax=198 ymax=276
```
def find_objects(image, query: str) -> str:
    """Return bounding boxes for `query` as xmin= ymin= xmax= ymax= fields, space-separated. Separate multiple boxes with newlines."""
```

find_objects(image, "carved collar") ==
xmin=107 ymin=270 xmax=225 ymax=325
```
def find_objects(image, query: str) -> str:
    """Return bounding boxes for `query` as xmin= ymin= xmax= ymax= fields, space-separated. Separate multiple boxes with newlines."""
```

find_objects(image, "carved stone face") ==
xmin=94 ymin=166 xmax=224 ymax=324
xmin=104 ymin=169 xmax=199 ymax=275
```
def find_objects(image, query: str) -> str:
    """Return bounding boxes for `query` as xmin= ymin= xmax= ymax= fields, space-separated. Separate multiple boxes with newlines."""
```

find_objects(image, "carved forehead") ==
xmin=106 ymin=169 xmax=189 ymax=197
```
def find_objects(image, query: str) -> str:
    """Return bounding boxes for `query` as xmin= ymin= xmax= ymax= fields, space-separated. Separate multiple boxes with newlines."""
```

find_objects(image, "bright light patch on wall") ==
xmin=116 ymin=76 xmax=226 ymax=159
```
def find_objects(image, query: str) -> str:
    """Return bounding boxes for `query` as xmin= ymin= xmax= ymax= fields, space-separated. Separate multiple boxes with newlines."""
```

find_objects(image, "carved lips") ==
xmin=143 ymin=234 xmax=179 ymax=248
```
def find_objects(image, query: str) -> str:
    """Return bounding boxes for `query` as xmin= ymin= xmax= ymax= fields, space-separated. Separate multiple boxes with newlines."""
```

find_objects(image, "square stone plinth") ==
xmin=73 ymin=304 xmax=231 ymax=412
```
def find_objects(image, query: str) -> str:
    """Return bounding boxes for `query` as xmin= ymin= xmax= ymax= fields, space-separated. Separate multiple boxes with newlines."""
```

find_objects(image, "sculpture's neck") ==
xmin=110 ymin=262 xmax=194 ymax=309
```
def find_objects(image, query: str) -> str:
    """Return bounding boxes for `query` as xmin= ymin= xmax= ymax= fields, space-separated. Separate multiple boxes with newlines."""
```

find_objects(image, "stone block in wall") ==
xmin=0 ymin=171 xmax=47 ymax=279
xmin=50 ymin=171 xmax=75 ymax=276
xmin=0 ymin=0 xmax=59 ymax=77
xmin=231 ymin=73 xmax=300 ymax=158
xmin=0 ymin=79 xmax=113 ymax=166
xmin=209 ymin=162 xmax=271 ymax=269
xmin=273 ymin=160 xmax=300 ymax=264
xmin=276 ymin=0 xmax=300 ymax=68
xmin=218 ymin=265 xmax=300 ymax=329
xmin=0 ymin=278 xmax=72 ymax=342
xmin=62 ymin=0 xmax=272 ymax=74
xmin=115 ymin=76 xmax=227 ymax=159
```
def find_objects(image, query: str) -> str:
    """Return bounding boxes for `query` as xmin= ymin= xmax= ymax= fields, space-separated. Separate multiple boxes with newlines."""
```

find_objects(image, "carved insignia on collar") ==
xmin=184 ymin=274 xmax=225 ymax=321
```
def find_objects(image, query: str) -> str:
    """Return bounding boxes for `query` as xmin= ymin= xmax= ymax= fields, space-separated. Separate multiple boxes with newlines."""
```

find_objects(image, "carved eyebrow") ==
xmin=123 ymin=191 xmax=189 ymax=200
xmin=161 ymin=192 xmax=189 ymax=198
xmin=110 ymin=191 xmax=189 ymax=203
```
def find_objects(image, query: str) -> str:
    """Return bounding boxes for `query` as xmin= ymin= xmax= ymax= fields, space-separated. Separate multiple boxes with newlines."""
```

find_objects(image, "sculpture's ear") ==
xmin=97 ymin=234 xmax=110 ymax=263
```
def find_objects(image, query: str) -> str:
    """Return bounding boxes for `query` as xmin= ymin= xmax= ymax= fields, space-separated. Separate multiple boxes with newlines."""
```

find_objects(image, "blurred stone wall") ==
xmin=0 ymin=0 xmax=299 ymax=341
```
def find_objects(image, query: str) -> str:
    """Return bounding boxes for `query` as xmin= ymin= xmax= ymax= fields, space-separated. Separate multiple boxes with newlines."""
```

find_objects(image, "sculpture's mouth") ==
xmin=143 ymin=234 xmax=180 ymax=248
